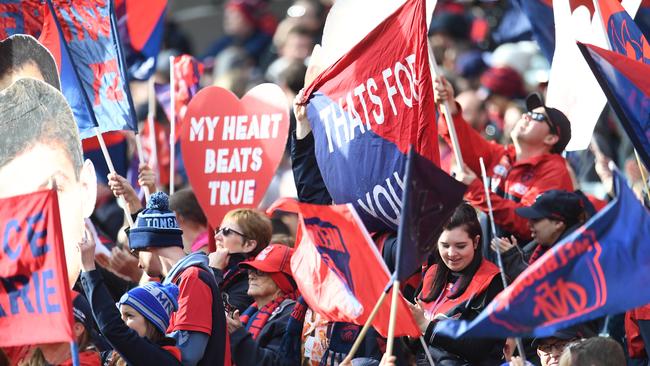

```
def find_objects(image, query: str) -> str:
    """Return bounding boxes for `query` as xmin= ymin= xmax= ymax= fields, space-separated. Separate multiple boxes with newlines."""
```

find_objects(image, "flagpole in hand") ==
xmin=95 ymin=128 xmax=134 ymax=227
xmin=427 ymin=41 xmax=463 ymax=168
xmin=479 ymin=157 xmax=526 ymax=362
xmin=169 ymin=55 xmax=176 ymax=195
xmin=342 ymin=283 xmax=393 ymax=363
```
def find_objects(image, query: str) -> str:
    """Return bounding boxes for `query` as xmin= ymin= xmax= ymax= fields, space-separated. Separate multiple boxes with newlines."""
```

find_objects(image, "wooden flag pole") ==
xmin=384 ymin=279 xmax=401 ymax=358
xmin=634 ymin=150 xmax=650 ymax=201
xmin=418 ymin=336 xmax=436 ymax=366
xmin=342 ymin=283 xmax=392 ymax=363
xmin=96 ymin=128 xmax=134 ymax=227
xmin=169 ymin=55 xmax=176 ymax=195
xmin=426 ymin=41 xmax=464 ymax=169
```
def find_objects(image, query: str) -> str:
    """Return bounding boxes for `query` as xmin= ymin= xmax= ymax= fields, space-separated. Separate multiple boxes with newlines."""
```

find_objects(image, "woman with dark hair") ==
xmin=410 ymin=203 xmax=505 ymax=365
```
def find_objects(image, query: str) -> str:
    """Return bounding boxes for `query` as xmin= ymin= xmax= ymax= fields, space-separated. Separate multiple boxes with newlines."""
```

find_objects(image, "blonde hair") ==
xmin=224 ymin=208 xmax=272 ymax=257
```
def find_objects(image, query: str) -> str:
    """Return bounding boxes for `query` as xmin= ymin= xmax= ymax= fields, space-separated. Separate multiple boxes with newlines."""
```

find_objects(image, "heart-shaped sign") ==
xmin=180 ymin=84 xmax=289 ymax=227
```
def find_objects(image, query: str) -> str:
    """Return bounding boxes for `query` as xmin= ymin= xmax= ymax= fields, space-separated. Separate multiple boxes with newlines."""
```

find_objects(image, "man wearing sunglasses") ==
xmin=435 ymin=77 xmax=573 ymax=243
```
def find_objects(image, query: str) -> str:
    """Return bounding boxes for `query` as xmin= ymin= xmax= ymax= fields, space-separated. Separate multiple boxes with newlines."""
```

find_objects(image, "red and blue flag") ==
xmin=38 ymin=0 xmax=137 ymax=139
xmin=596 ymin=0 xmax=650 ymax=64
xmin=0 ymin=189 xmax=74 ymax=347
xmin=154 ymin=54 xmax=203 ymax=141
xmin=301 ymin=0 xmax=439 ymax=232
xmin=0 ymin=0 xmax=43 ymax=39
xmin=114 ymin=0 xmax=166 ymax=80
xmin=395 ymin=147 xmax=467 ymax=281
xmin=268 ymin=198 xmax=421 ymax=337
xmin=511 ymin=0 xmax=555 ymax=62
xmin=432 ymin=170 xmax=650 ymax=339
xmin=579 ymin=42 xmax=650 ymax=171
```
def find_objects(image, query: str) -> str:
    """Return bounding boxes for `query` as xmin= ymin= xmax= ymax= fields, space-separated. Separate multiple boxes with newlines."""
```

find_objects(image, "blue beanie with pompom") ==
xmin=128 ymin=192 xmax=183 ymax=250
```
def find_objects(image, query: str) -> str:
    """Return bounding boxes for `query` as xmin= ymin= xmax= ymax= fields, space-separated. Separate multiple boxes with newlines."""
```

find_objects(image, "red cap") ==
xmin=240 ymin=244 xmax=293 ymax=276
xmin=240 ymin=244 xmax=295 ymax=293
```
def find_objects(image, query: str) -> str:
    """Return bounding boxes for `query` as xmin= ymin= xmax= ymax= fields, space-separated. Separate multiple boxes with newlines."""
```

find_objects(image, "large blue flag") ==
xmin=510 ymin=0 xmax=554 ymax=62
xmin=433 ymin=170 xmax=650 ymax=339
xmin=395 ymin=147 xmax=466 ymax=281
xmin=38 ymin=0 xmax=137 ymax=139
xmin=114 ymin=0 xmax=166 ymax=80
xmin=579 ymin=42 xmax=650 ymax=173
xmin=0 ymin=0 xmax=43 ymax=38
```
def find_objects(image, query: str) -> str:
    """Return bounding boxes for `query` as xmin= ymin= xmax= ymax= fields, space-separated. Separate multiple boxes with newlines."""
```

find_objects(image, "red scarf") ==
xmin=240 ymin=292 xmax=295 ymax=340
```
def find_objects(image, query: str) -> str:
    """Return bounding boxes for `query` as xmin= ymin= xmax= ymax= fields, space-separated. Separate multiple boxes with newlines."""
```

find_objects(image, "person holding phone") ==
xmin=409 ymin=203 xmax=505 ymax=365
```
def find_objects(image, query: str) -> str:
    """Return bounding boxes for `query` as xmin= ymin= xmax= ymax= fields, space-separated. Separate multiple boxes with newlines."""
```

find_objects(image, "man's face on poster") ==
xmin=0 ymin=142 xmax=96 ymax=288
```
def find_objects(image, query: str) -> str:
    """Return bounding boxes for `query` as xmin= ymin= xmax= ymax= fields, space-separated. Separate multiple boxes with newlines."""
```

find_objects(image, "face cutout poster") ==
xmin=180 ymin=84 xmax=289 ymax=226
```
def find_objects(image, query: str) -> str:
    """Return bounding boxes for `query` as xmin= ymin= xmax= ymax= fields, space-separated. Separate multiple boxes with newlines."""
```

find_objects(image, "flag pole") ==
xmin=169 ymin=55 xmax=176 ymax=195
xmin=147 ymin=77 xmax=160 ymax=188
xmin=426 ymin=41 xmax=464 ymax=168
xmin=96 ymin=128 xmax=134 ymax=227
xmin=135 ymin=134 xmax=151 ymax=202
xmin=342 ymin=282 xmax=393 ymax=363
xmin=634 ymin=150 xmax=650 ymax=201
xmin=418 ymin=336 xmax=436 ymax=366
xmin=479 ymin=157 xmax=526 ymax=362
xmin=70 ymin=341 xmax=80 ymax=366
xmin=385 ymin=279 xmax=401 ymax=357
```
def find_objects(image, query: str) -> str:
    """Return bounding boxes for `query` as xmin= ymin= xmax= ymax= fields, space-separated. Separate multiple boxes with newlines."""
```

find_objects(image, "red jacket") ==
xmin=626 ymin=304 xmax=650 ymax=358
xmin=439 ymin=106 xmax=574 ymax=241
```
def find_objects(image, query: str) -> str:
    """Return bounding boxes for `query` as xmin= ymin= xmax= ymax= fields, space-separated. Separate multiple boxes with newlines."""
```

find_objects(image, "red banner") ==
xmin=269 ymin=198 xmax=421 ymax=337
xmin=0 ymin=189 xmax=74 ymax=347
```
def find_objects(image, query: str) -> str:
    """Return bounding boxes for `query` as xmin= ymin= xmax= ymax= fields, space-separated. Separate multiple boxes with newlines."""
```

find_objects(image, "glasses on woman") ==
xmin=215 ymin=227 xmax=247 ymax=238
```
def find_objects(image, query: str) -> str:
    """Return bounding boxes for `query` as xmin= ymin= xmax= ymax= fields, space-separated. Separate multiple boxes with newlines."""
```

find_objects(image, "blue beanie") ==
xmin=128 ymin=192 xmax=183 ymax=250
xmin=118 ymin=282 xmax=179 ymax=334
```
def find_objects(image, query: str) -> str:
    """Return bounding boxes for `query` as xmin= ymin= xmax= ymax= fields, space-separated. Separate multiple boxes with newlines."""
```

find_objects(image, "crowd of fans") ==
xmin=1 ymin=0 xmax=649 ymax=365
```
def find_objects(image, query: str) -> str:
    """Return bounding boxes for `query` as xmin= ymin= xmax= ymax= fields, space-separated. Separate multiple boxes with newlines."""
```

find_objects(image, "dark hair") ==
xmin=279 ymin=60 xmax=307 ymax=95
xmin=421 ymin=203 xmax=483 ymax=302
xmin=169 ymin=187 xmax=208 ymax=226
xmin=0 ymin=34 xmax=61 ymax=90
xmin=562 ymin=337 xmax=624 ymax=366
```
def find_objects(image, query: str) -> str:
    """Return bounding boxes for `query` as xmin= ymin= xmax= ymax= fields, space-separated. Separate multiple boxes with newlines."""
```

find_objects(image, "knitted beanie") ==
xmin=128 ymin=192 xmax=183 ymax=250
xmin=118 ymin=282 xmax=180 ymax=334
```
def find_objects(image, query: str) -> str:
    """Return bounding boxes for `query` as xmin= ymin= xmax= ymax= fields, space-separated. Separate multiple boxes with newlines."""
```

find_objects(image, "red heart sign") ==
xmin=180 ymin=84 xmax=289 ymax=227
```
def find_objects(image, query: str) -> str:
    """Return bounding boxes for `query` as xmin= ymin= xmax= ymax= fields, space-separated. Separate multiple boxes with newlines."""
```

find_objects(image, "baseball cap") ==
xmin=526 ymin=92 xmax=572 ymax=153
xmin=515 ymin=190 xmax=584 ymax=223
xmin=240 ymin=244 xmax=295 ymax=293
xmin=532 ymin=323 xmax=597 ymax=348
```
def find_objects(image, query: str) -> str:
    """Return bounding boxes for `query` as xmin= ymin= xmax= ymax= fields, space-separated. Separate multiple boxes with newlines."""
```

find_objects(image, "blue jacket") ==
xmin=230 ymin=299 xmax=296 ymax=366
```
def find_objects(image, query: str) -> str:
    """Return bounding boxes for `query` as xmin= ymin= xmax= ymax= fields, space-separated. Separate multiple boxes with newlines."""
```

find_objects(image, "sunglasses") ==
xmin=248 ymin=268 xmax=267 ymax=277
xmin=215 ymin=227 xmax=247 ymax=238
xmin=526 ymin=111 xmax=559 ymax=136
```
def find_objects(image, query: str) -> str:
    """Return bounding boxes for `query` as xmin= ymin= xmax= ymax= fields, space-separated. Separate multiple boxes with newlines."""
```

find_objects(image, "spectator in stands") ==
xmin=209 ymin=208 xmax=272 ymax=312
xmin=411 ymin=203 xmax=505 ymax=365
xmin=170 ymin=187 xmax=210 ymax=253
xmin=435 ymin=76 xmax=573 ymax=243
xmin=227 ymin=244 xmax=298 ymax=365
